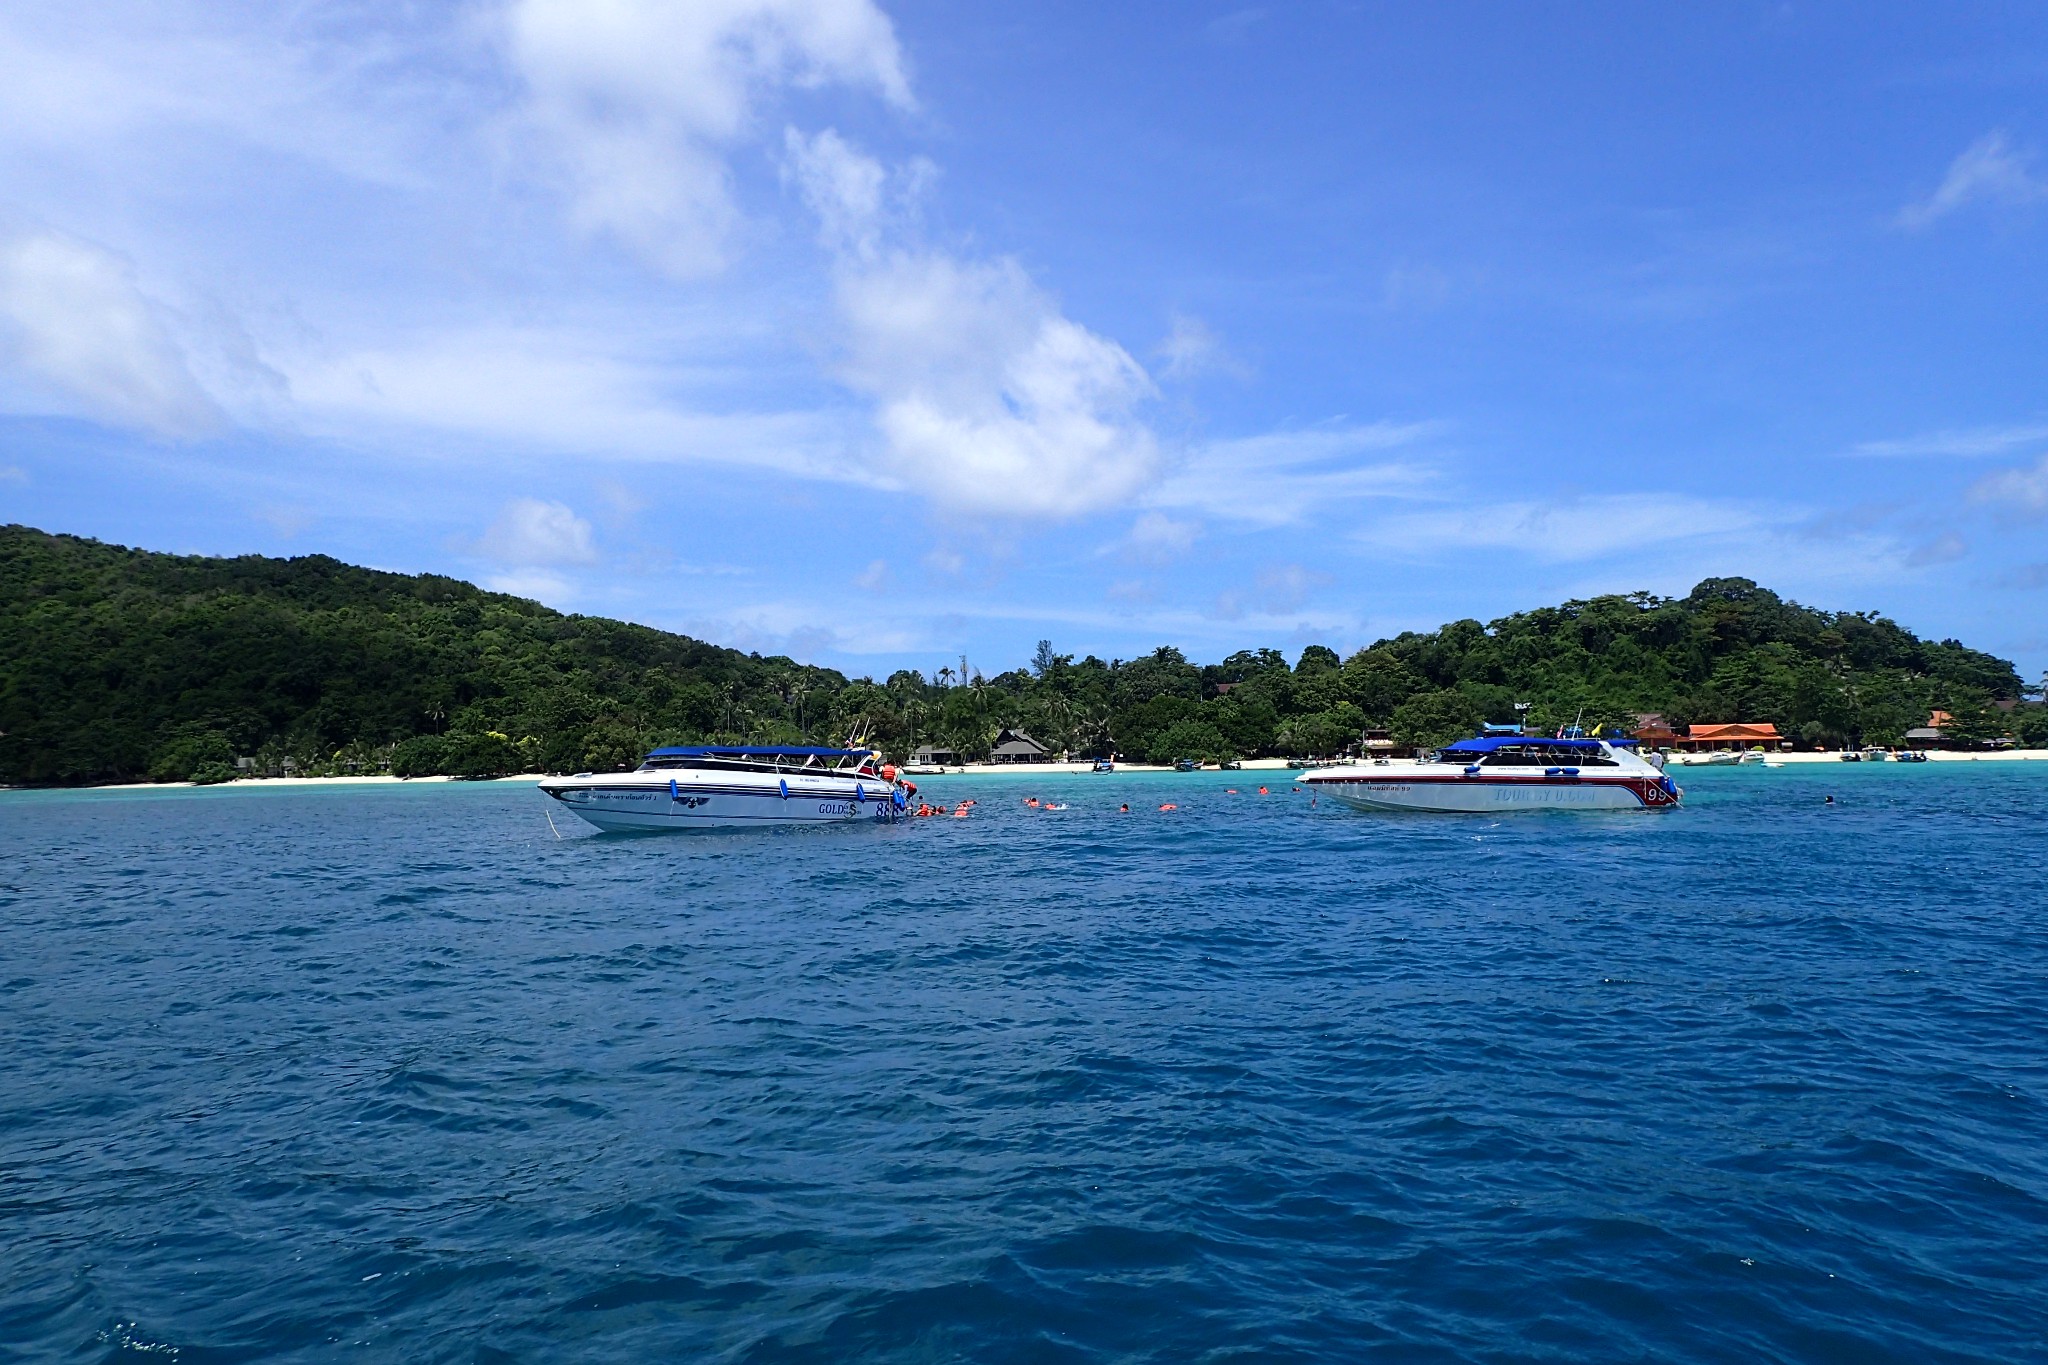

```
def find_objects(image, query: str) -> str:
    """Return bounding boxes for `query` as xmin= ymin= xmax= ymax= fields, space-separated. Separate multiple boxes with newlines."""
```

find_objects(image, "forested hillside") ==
xmin=0 ymin=525 xmax=2036 ymax=785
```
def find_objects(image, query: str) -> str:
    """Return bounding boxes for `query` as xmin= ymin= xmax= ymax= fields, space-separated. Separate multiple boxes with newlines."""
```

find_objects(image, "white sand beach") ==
xmin=48 ymin=746 xmax=2048 ymax=793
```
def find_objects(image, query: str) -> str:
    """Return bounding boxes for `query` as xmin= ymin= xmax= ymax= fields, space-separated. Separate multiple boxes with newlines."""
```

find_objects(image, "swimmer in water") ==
xmin=1825 ymin=795 xmax=1835 ymax=805
xmin=1119 ymin=803 xmax=1129 ymax=812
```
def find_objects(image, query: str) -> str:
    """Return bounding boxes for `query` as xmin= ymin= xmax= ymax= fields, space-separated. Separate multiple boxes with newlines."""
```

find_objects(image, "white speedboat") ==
xmin=1301 ymin=736 xmax=1681 ymax=813
xmin=539 ymin=745 xmax=910 ymax=832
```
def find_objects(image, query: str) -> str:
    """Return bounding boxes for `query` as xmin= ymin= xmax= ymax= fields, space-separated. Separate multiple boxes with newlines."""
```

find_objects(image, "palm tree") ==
xmin=722 ymin=680 xmax=745 ymax=736
xmin=789 ymin=677 xmax=812 ymax=740
xmin=937 ymin=666 xmax=954 ymax=689
xmin=1039 ymin=694 xmax=1074 ymax=756
xmin=901 ymin=696 xmax=926 ymax=754
xmin=967 ymin=673 xmax=993 ymax=759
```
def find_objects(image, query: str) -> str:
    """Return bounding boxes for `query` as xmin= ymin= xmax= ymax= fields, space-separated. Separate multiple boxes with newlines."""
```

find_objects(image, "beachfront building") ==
xmin=909 ymin=744 xmax=960 ymax=767
xmin=1629 ymin=713 xmax=1682 ymax=747
xmin=1675 ymin=722 xmax=1784 ymax=752
xmin=988 ymin=729 xmax=1050 ymax=764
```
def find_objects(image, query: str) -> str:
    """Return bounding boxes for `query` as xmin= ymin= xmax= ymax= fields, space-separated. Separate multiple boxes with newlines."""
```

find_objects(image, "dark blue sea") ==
xmin=4 ymin=764 xmax=2047 ymax=1364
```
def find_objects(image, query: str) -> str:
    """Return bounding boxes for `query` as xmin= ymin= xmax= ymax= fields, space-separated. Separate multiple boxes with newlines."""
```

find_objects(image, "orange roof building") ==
xmin=1677 ymin=722 xmax=1784 ymax=751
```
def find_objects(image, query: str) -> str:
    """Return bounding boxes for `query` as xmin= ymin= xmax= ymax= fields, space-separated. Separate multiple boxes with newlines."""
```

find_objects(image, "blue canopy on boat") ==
xmin=1437 ymin=735 xmax=1604 ymax=753
xmin=646 ymin=745 xmax=873 ymax=758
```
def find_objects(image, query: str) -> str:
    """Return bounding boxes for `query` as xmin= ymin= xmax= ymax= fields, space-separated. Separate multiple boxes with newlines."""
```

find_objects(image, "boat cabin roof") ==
xmin=647 ymin=745 xmax=873 ymax=759
xmin=1439 ymin=735 xmax=1604 ymax=754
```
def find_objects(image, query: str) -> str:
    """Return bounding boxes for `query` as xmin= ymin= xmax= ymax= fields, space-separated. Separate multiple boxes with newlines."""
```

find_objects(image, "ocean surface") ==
xmin=3 ymin=764 xmax=2047 ymax=1364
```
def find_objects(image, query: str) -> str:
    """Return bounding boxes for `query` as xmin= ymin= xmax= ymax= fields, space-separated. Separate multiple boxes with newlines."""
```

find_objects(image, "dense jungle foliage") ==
xmin=1 ymin=525 xmax=2038 ymax=785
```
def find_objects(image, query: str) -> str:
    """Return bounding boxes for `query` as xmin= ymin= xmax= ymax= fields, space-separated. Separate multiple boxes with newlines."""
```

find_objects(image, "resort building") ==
xmin=908 ymin=744 xmax=959 ymax=767
xmin=1629 ymin=714 xmax=1682 ymax=747
xmin=1675 ymin=722 xmax=1784 ymax=752
xmin=988 ymin=729 xmax=1051 ymax=764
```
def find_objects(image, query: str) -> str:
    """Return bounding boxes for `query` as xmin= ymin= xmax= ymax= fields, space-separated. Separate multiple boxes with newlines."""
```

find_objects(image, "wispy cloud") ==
xmin=1212 ymin=563 xmax=1328 ymax=620
xmin=1903 ymin=531 xmax=1967 ymax=567
xmin=505 ymin=0 xmax=913 ymax=278
xmin=1850 ymin=421 xmax=2048 ymax=458
xmin=1994 ymin=563 xmax=2048 ymax=590
xmin=1969 ymin=454 xmax=2048 ymax=518
xmin=1148 ymin=421 xmax=1441 ymax=527
xmin=1898 ymin=130 xmax=2048 ymax=230
xmin=1154 ymin=312 xmax=1247 ymax=382
xmin=1202 ymin=8 xmax=1266 ymax=44
xmin=1113 ymin=510 xmax=1201 ymax=564
xmin=483 ymin=568 xmax=574 ymax=602
xmin=479 ymin=497 xmax=597 ymax=567
xmin=285 ymin=323 xmax=866 ymax=483
xmin=1357 ymin=493 xmax=1762 ymax=564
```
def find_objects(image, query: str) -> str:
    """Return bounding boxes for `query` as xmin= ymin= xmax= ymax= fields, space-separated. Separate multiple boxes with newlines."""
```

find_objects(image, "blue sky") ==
xmin=2 ymin=1 xmax=2046 ymax=682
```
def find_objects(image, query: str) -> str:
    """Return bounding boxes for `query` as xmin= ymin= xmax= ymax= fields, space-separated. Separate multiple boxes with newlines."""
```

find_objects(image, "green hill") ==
xmin=0 ymin=524 xmax=2035 ymax=785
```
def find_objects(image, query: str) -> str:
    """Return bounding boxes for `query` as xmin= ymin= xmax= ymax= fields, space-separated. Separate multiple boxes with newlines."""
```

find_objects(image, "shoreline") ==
xmin=16 ymin=746 xmax=2046 ymax=793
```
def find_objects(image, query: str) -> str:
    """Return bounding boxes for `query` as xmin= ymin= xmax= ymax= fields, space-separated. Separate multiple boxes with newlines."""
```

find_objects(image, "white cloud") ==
xmin=842 ymin=254 xmax=1159 ymax=515
xmin=1149 ymin=421 xmax=1439 ymax=526
xmin=0 ymin=229 xmax=221 ymax=438
xmin=1851 ymin=422 xmax=2048 ymax=458
xmin=479 ymin=496 xmax=597 ymax=565
xmin=1898 ymin=131 xmax=2048 ymax=230
xmin=506 ymin=0 xmax=912 ymax=277
xmin=788 ymin=129 xmax=1160 ymax=518
xmin=1970 ymin=454 xmax=2048 ymax=517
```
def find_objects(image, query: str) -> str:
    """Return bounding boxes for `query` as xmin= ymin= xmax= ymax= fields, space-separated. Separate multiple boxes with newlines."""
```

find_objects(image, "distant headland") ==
xmin=2 ymin=524 xmax=2040 ymax=788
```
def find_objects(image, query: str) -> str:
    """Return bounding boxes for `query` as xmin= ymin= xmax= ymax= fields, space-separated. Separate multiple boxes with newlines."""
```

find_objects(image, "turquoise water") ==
xmin=3 ymin=764 xmax=2046 ymax=1362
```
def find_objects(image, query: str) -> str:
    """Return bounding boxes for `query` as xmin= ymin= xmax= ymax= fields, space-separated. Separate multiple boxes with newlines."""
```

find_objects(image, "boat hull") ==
xmin=540 ymin=775 xmax=904 ymax=832
xmin=1308 ymin=773 xmax=1677 ymax=813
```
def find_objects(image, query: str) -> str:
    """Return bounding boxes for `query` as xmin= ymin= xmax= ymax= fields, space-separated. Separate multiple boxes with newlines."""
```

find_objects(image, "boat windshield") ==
xmin=1475 ymin=745 xmax=1621 ymax=768
xmin=637 ymin=745 xmax=875 ymax=776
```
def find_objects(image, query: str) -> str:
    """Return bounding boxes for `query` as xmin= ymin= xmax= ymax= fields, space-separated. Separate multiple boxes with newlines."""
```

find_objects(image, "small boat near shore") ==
xmin=539 ymin=745 xmax=909 ymax=832
xmin=1300 ymin=735 xmax=1681 ymax=813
